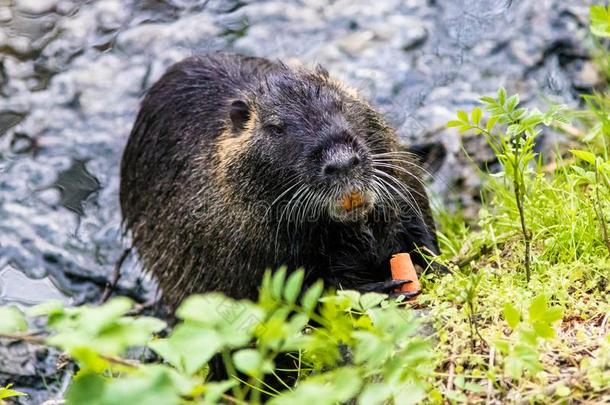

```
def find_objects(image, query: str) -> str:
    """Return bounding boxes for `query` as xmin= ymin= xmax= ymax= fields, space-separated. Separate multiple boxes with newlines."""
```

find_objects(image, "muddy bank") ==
xmin=0 ymin=0 xmax=599 ymax=402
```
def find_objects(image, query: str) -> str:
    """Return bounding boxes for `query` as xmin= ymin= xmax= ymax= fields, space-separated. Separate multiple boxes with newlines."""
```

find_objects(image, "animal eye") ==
xmin=267 ymin=124 xmax=285 ymax=136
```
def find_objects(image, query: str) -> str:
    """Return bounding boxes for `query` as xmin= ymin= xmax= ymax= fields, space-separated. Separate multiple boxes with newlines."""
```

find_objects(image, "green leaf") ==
xmin=177 ymin=294 xmax=262 ymax=340
xmin=464 ymin=382 xmax=483 ymax=393
xmin=471 ymin=107 xmax=482 ymax=125
xmin=513 ymin=107 xmax=527 ymax=120
xmin=26 ymin=300 xmax=64 ymax=317
xmin=445 ymin=390 xmax=468 ymax=403
xmin=497 ymin=87 xmax=506 ymax=105
xmin=541 ymin=307 xmax=563 ymax=323
xmin=502 ymin=303 xmax=521 ymax=329
xmin=570 ymin=149 xmax=596 ymax=165
xmin=359 ymin=292 xmax=386 ymax=310
xmin=358 ymin=382 xmax=391 ymax=405
xmin=331 ymin=368 xmax=362 ymax=401
xmin=555 ymin=384 xmax=571 ymax=397
xmin=149 ymin=325 xmax=222 ymax=375
xmin=272 ymin=267 xmax=287 ymax=300
xmin=513 ymin=343 xmax=542 ymax=375
xmin=494 ymin=339 xmax=510 ymax=354
xmin=528 ymin=294 xmax=548 ymax=322
xmin=202 ymin=381 xmax=237 ymax=405
xmin=80 ymin=297 xmax=133 ymax=335
xmin=233 ymin=349 xmax=272 ymax=376
xmin=338 ymin=290 xmax=362 ymax=310
xmin=447 ymin=120 xmax=463 ymax=128
xmin=480 ymin=96 xmax=495 ymax=105
xmin=284 ymin=270 xmax=304 ymax=303
xmin=591 ymin=5 xmax=610 ymax=37
xmin=0 ymin=384 xmax=26 ymax=400
xmin=457 ymin=110 xmax=469 ymax=123
xmin=505 ymin=356 xmax=523 ymax=379
xmin=0 ymin=306 xmax=27 ymax=334
xmin=532 ymin=321 xmax=556 ymax=339
xmin=506 ymin=94 xmax=519 ymax=112
xmin=301 ymin=280 xmax=324 ymax=312
xmin=287 ymin=313 xmax=310 ymax=335
xmin=485 ymin=116 xmax=498 ymax=133
xmin=66 ymin=372 xmax=106 ymax=405
xmin=74 ymin=366 xmax=182 ymax=405
xmin=458 ymin=124 xmax=472 ymax=134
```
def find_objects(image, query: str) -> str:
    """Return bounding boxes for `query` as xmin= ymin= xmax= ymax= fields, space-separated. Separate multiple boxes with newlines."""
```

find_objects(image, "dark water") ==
xmin=0 ymin=0 xmax=599 ymax=401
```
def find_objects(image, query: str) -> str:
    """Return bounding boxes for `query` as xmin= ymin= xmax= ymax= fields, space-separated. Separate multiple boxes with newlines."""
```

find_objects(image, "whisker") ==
xmin=372 ymin=164 xmax=427 ymax=201
xmin=275 ymin=184 xmax=307 ymax=258
xmin=373 ymin=169 xmax=424 ymax=219
xmin=372 ymin=162 xmax=429 ymax=191
xmin=372 ymin=155 xmax=435 ymax=179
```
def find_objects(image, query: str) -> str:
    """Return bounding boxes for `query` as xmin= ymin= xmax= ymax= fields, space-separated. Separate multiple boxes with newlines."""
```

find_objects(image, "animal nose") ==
xmin=322 ymin=153 xmax=361 ymax=177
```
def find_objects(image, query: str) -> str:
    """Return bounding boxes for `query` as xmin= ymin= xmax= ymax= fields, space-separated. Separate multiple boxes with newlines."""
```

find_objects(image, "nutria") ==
xmin=120 ymin=52 xmax=441 ymax=308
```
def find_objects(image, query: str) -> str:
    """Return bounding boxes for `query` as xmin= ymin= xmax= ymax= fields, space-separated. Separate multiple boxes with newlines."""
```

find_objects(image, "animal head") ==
xmin=218 ymin=64 xmax=425 ymax=225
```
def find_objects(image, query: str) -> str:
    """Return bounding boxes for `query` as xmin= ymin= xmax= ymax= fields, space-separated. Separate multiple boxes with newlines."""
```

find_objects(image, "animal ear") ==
xmin=229 ymin=100 xmax=250 ymax=131
xmin=400 ymin=141 xmax=447 ymax=177
xmin=315 ymin=64 xmax=329 ymax=79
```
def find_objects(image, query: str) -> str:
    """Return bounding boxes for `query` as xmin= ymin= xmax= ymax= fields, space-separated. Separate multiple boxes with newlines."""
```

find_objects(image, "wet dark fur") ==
xmin=120 ymin=53 xmax=440 ymax=308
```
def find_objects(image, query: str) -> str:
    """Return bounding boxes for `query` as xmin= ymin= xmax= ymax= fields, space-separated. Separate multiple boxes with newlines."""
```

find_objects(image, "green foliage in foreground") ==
xmin=1 ymin=272 xmax=435 ymax=405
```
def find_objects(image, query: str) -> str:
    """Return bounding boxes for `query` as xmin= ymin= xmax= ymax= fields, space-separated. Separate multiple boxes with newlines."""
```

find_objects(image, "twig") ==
xmin=516 ymin=371 xmax=586 ymax=405
xmin=453 ymin=244 xmax=493 ymax=268
xmin=446 ymin=344 xmax=457 ymax=392
xmin=220 ymin=394 xmax=250 ymax=405
xmin=486 ymin=346 xmax=495 ymax=404
xmin=0 ymin=334 xmax=139 ymax=369
xmin=513 ymin=169 xmax=531 ymax=283
xmin=593 ymin=167 xmax=610 ymax=256
xmin=553 ymin=122 xmax=585 ymax=138
xmin=601 ymin=312 xmax=609 ymax=336
xmin=100 ymin=248 xmax=131 ymax=303
xmin=99 ymin=354 xmax=139 ymax=368
xmin=447 ymin=360 xmax=455 ymax=392
xmin=0 ymin=333 xmax=45 ymax=344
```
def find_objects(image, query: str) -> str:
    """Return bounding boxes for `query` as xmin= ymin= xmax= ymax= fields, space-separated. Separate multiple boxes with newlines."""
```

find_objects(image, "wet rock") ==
xmin=51 ymin=160 xmax=100 ymax=216
xmin=15 ymin=0 xmax=58 ymax=15
xmin=337 ymin=31 xmax=376 ymax=55
xmin=574 ymin=60 xmax=603 ymax=90
xmin=0 ymin=6 xmax=11 ymax=23
xmin=0 ymin=265 xmax=70 ymax=305
xmin=510 ymin=39 xmax=543 ymax=68
xmin=0 ymin=340 xmax=65 ymax=405
xmin=0 ymin=110 xmax=26 ymax=137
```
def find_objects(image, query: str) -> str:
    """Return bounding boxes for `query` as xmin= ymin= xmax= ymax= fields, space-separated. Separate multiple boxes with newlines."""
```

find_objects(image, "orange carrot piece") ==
xmin=390 ymin=253 xmax=420 ymax=295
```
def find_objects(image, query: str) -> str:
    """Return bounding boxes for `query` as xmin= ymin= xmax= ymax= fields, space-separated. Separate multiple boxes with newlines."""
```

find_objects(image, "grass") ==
xmin=424 ymin=88 xmax=610 ymax=402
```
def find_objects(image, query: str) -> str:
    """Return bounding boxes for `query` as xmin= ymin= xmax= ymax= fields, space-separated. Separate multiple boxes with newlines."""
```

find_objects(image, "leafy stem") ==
xmin=510 ymin=138 xmax=532 ymax=282
xmin=594 ymin=162 xmax=610 ymax=255
xmin=222 ymin=349 xmax=245 ymax=400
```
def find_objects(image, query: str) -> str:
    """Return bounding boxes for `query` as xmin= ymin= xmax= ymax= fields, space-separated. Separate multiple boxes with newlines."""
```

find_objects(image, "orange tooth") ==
xmin=342 ymin=191 xmax=364 ymax=211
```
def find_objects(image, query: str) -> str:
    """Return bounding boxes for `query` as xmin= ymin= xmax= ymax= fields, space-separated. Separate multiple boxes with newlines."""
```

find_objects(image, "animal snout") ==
xmin=322 ymin=150 xmax=361 ymax=177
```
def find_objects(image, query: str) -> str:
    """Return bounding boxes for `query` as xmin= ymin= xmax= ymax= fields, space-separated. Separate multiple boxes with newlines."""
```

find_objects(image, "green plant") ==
xmin=0 ymin=270 xmax=434 ymax=405
xmin=570 ymin=149 xmax=610 ymax=255
xmin=497 ymin=295 xmax=563 ymax=379
xmin=0 ymin=385 xmax=26 ymax=403
xmin=591 ymin=5 xmax=610 ymax=38
xmin=448 ymin=89 xmax=568 ymax=283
